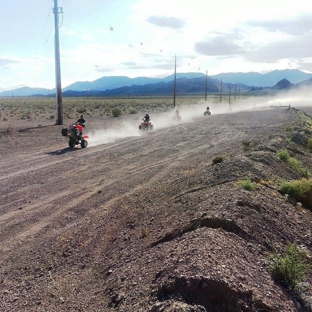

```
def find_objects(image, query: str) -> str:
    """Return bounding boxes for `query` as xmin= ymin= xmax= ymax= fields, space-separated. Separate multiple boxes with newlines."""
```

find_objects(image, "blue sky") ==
xmin=1 ymin=0 xmax=312 ymax=91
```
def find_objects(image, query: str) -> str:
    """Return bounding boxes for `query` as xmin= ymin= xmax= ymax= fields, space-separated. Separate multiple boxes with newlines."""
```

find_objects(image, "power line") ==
xmin=34 ymin=9 xmax=53 ymax=55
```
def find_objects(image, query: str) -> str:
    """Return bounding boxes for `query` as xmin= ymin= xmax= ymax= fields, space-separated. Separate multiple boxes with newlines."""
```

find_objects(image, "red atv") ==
xmin=139 ymin=120 xmax=154 ymax=131
xmin=172 ymin=114 xmax=182 ymax=121
xmin=61 ymin=123 xmax=89 ymax=148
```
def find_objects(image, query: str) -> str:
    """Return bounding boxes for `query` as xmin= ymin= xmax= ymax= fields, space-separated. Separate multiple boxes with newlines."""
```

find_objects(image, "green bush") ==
xmin=308 ymin=138 xmax=312 ymax=151
xmin=239 ymin=178 xmax=256 ymax=191
xmin=277 ymin=149 xmax=290 ymax=162
xmin=77 ymin=107 xmax=87 ymax=114
xmin=277 ymin=149 xmax=309 ymax=177
xmin=128 ymin=106 xmax=138 ymax=114
xmin=212 ymin=156 xmax=224 ymax=165
xmin=269 ymin=244 xmax=310 ymax=289
xmin=280 ymin=178 xmax=312 ymax=208
xmin=111 ymin=107 xmax=122 ymax=117
xmin=242 ymin=140 xmax=251 ymax=151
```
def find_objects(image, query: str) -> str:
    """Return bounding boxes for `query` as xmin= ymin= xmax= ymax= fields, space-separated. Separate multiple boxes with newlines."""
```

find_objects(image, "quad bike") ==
xmin=61 ymin=123 xmax=89 ymax=148
xmin=172 ymin=114 xmax=182 ymax=121
xmin=204 ymin=109 xmax=212 ymax=116
xmin=139 ymin=120 xmax=154 ymax=131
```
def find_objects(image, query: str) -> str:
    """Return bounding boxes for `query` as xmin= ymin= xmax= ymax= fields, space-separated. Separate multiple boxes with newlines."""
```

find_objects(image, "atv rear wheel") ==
xmin=68 ymin=139 xmax=75 ymax=148
xmin=139 ymin=125 xmax=142 ymax=130
xmin=81 ymin=140 xmax=88 ymax=148
xmin=61 ymin=128 xmax=68 ymax=136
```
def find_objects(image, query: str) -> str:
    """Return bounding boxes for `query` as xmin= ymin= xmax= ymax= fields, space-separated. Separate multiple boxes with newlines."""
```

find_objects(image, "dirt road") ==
xmin=1 ymin=104 xmax=312 ymax=311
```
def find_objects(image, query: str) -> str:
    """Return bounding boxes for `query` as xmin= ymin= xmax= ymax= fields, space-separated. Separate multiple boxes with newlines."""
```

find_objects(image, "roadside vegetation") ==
xmin=280 ymin=178 xmax=312 ymax=209
xmin=269 ymin=243 xmax=310 ymax=290
xmin=0 ymin=96 xmax=215 ymax=122
xmin=277 ymin=149 xmax=309 ymax=178
xmin=239 ymin=178 xmax=257 ymax=191
xmin=212 ymin=156 xmax=224 ymax=165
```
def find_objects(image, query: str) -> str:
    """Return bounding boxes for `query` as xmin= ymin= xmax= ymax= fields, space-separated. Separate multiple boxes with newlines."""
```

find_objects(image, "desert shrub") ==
xmin=277 ymin=149 xmax=309 ymax=177
xmin=128 ymin=106 xmax=138 ymax=114
xmin=277 ymin=149 xmax=290 ymax=162
xmin=299 ymin=167 xmax=310 ymax=178
xmin=64 ymin=113 xmax=72 ymax=119
xmin=242 ymin=140 xmax=251 ymax=151
xmin=280 ymin=178 xmax=312 ymax=208
xmin=111 ymin=107 xmax=122 ymax=117
xmin=20 ymin=111 xmax=32 ymax=119
xmin=212 ymin=156 xmax=224 ymax=165
xmin=285 ymin=126 xmax=294 ymax=132
xmin=77 ymin=107 xmax=87 ymax=114
xmin=269 ymin=244 xmax=310 ymax=289
xmin=239 ymin=178 xmax=256 ymax=191
xmin=308 ymin=138 xmax=312 ymax=151
xmin=287 ymin=157 xmax=301 ymax=170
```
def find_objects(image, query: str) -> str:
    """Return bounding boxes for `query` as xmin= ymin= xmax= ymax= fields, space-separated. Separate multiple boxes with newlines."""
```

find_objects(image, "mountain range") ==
xmin=1 ymin=69 xmax=312 ymax=97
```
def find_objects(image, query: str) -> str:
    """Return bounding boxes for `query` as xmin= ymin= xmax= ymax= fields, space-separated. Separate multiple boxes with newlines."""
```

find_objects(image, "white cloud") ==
xmin=146 ymin=16 xmax=186 ymax=29
xmin=247 ymin=14 xmax=312 ymax=35
xmin=194 ymin=36 xmax=246 ymax=56
xmin=2 ymin=0 xmax=312 ymax=91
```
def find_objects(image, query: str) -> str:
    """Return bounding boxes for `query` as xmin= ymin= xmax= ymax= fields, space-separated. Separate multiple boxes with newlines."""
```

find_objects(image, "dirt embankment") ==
xmin=1 ymin=106 xmax=312 ymax=311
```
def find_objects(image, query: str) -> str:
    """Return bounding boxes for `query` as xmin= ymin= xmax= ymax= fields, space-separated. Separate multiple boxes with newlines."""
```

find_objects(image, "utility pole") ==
xmin=220 ymin=78 xmax=223 ymax=103
xmin=205 ymin=70 xmax=208 ymax=102
xmin=228 ymin=82 xmax=231 ymax=103
xmin=173 ymin=55 xmax=177 ymax=109
xmin=53 ymin=0 xmax=63 ymax=125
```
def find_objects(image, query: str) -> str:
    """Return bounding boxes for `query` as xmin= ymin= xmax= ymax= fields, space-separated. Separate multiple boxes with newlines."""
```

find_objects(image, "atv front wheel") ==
xmin=81 ymin=140 xmax=88 ymax=148
xmin=68 ymin=139 xmax=75 ymax=148
xmin=73 ymin=128 xmax=80 ymax=137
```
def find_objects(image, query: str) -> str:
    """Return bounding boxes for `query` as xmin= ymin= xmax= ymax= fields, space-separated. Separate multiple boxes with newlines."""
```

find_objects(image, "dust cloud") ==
xmin=88 ymin=121 xmax=141 ymax=147
xmin=87 ymin=86 xmax=312 ymax=147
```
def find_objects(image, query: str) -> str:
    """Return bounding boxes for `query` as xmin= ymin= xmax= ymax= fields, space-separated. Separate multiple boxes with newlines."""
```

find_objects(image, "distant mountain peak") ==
xmin=273 ymin=78 xmax=292 ymax=89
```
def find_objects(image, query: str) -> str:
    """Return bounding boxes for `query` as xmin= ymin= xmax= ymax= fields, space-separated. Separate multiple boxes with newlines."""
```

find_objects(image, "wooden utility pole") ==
xmin=205 ymin=70 xmax=208 ymax=102
xmin=220 ymin=78 xmax=223 ymax=103
xmin=53 ymin=0 xmax=63 ymax=125
xmin=173 ymin=55 xmax=177 ymax=109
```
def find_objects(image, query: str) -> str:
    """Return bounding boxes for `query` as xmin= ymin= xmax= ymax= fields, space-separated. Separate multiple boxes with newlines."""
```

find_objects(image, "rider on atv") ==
xmin=75 ymin=115 xmax=85 ymax=137
xmin=76 ymin=114 xmax=85 ymax=127
xmin=143 ymin=113 xmax=150 ymax=123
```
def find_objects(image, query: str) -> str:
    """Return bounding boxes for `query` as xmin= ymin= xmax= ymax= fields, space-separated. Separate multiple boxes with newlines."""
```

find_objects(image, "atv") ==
xmin=61 ymin=123 xmax=89 ymax=148
xmin=172 ymin=114 xmax=182 ymax=121
xmin=204 ymin=109 xmax=212 ymax=116
xmin=139 ymin=120 xmax=154 ymax=131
